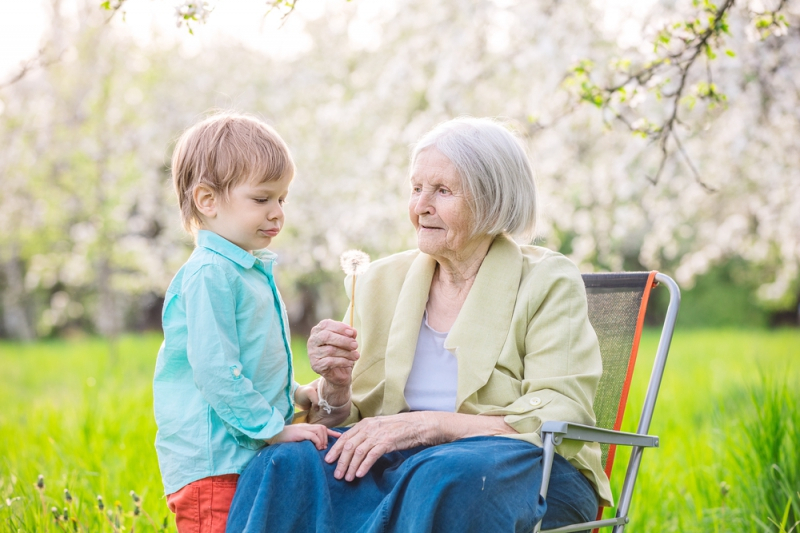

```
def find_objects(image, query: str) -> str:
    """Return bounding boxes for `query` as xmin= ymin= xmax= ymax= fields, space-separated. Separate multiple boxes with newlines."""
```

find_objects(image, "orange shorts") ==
xmin=166 ymin=474 xmax=239 ymax=533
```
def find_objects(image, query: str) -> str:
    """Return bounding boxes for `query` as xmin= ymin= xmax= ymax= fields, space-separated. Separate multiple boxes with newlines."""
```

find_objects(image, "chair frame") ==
xmin=535 ymin=272 xmax=681 ymax=533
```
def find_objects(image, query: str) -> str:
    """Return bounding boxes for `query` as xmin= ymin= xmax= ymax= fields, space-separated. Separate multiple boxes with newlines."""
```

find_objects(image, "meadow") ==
xmin=0 ymin=329 xmax=797 ymax=532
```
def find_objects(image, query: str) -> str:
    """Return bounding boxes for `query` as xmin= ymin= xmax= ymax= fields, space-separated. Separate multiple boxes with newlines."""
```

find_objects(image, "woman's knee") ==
xmin=394 ymin=440 xmax=547 ymax=532
xmin=269 ymin=439 xmax=320 ymax=462
xmin=407 ymin=438 xmax=543 ymax=498
xmin=241 ymin=440 xmax=322 ymax=486
xmin=228 ymin=441 xmax=331 ymax=533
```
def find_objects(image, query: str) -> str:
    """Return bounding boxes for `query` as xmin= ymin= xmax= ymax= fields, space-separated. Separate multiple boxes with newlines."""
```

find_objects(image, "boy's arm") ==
xmin=294 ymin=380 xmax=319 ymax=411
xmin=184 ymin=264 xmax=287 ymax=442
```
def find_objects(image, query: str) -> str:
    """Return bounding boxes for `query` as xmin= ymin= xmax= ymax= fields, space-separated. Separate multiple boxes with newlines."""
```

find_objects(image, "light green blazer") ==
xmin=342 ymin=234 xmax=613 ymax=506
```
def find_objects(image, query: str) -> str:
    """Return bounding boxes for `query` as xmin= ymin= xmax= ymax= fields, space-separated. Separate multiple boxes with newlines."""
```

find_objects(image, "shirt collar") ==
xmin=196 ymin=230 xmax=274 ymax=270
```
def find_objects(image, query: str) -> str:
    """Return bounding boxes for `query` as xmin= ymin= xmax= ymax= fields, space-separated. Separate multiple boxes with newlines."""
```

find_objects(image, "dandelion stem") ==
xmin=339 ymin=249 xmax=370 ymax=328
xmin=350 ymin=275 xmax=356 ymax=327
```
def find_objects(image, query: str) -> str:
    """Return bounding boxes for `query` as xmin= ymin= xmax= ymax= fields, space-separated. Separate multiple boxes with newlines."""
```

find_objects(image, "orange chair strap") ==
xmin=603 ymin=270 xmax=658 ymax=482
xmin=593 ymin=271 xmax=658 ymax=530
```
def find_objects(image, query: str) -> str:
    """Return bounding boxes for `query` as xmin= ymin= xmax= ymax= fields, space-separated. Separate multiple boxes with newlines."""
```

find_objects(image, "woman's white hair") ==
xmin=411 ymin=116 xmax=537 ymax=242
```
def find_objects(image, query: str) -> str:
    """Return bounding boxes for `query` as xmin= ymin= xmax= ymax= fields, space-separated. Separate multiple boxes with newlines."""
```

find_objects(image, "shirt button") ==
xmin=529 ymin=397 xmax=542 ymax=406
xmin=233 ymin=368 xmax=241 ymax=377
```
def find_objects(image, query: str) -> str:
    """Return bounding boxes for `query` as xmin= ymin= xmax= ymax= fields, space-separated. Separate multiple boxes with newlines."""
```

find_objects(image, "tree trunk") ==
xmin=1 ymin=253 xmax=35 ymax=340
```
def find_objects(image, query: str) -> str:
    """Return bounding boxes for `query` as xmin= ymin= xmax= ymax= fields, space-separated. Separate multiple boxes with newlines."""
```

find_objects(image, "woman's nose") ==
xmin=414 ymin=192 xmax=434 ymax=215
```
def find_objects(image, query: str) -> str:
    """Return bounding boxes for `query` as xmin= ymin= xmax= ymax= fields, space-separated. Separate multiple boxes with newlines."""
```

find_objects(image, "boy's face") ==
xmin=200 ymin=173 xmax=293 ymax=252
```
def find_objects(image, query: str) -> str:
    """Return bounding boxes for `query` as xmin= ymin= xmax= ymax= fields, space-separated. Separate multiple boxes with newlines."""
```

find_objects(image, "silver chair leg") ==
xmin=533 ymin=432 xmax=558 ymax=533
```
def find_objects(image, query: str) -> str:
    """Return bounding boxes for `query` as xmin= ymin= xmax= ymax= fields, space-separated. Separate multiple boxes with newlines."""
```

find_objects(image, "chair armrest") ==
xmin=541 ymin=421 xmax=659 ymax=448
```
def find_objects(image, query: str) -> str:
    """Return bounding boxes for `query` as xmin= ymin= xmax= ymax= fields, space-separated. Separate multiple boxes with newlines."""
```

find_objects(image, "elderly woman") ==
xmin=226 ymin=118 xmax=612 ymax=533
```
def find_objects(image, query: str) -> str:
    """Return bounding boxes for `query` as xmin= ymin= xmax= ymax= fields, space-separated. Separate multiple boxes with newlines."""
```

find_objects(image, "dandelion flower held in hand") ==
xmin=340 ymin=250 xmax=371 ymax=327
xmin=340 ymin=250 xmax=371 ymax=276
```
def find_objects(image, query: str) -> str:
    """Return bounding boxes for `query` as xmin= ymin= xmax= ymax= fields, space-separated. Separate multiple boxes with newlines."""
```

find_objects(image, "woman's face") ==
xmin=408 ymin=148 xmax=478 ymax=261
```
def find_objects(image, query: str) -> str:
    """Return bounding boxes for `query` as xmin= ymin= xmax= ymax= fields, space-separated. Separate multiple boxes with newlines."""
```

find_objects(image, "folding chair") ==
xmin=535 ymin=271 xmax=681 ymax=533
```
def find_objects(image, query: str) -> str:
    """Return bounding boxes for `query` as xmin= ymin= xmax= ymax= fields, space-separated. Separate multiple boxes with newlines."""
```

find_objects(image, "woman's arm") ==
xmin=305 ymin=378 xmax=353 ymax=427
xmin=324 ymin=411 xmax=517 ymax=481
xmin=305 ymin=319 xmax=360 ymax=427
xmin=502 ymin=257 xmax=602 ymax=459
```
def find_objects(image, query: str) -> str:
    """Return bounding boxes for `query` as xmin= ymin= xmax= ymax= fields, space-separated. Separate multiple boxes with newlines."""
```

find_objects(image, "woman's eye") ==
xmin=439 ymin=188 xmax=451 ymax=195
xmin=412 ymin=186 xmax=422 ymax=193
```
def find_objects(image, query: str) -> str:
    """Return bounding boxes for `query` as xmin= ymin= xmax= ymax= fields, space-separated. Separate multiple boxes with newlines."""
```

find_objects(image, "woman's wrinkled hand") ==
xmin=324 ymin=413 xmax=430 ymax=481
xmin=307 ymin=319 xmax=360 ymax=387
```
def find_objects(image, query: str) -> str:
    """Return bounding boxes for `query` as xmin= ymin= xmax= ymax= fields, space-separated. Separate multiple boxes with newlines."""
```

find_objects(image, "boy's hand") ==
xmin=294 ymin=383 xmax=319 ymax=411
xmin=267 ymin=424 xmax=341 ymax=451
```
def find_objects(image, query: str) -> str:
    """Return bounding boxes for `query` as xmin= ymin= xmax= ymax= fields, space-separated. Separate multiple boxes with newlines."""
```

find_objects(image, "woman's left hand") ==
xmin=325 ymin=411 xmax=517 ymax=481
xmin=324 ymin=412 xmax=431 ymax=481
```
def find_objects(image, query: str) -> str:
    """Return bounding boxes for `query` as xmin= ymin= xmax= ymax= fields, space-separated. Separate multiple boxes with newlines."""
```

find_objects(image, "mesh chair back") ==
xmin=582 ymin=272 xmax=656 ymax=478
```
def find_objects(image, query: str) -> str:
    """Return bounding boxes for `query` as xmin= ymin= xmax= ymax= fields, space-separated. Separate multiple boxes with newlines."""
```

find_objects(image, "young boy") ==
xmin=154 ymin=113 xmax=337 ymax=533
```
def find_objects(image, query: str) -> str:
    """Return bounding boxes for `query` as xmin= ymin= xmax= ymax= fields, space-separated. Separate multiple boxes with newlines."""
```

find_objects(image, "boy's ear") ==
xmin=193 ymin=184 xmax=217 ymax=218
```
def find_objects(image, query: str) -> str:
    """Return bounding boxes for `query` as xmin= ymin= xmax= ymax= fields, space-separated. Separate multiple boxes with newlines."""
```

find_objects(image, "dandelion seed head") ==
xmin=340 ymin=250 xmax=371 ymax=276
xmin=37 ymin=475 xmax=44 ymax=490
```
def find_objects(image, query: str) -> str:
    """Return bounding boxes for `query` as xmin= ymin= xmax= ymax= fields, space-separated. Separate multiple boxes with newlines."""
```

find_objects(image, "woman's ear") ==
xmin=193 ymin=184 xmax=217 ymax=218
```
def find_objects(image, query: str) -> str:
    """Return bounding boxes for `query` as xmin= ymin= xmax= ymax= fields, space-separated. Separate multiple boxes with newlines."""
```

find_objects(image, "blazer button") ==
xmin=529 ymin=397 xmax=542 ymax=406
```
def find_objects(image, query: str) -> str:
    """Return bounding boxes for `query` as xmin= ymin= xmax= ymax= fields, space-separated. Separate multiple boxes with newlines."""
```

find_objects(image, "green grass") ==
xmin=0 ymin=329 xmax=798 ymax=532
xmin=0 ymin=335 xmax=316 ymax=532
xmin=610 ymin=328 xmax=800 ymax=532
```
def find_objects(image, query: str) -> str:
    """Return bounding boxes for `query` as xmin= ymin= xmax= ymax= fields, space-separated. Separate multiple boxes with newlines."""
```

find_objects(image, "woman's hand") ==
xmin=325 ymin=412 xmax=518 ymax=481
xmin=324 ymin=412 xmax=429 ymax=481
xmin=307 ymin=319 xmax=360 ymax=387
xmin=307 ymin=320 xmax=358 ymax=427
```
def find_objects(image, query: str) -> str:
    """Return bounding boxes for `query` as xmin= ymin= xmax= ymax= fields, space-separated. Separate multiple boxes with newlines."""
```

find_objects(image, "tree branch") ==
xmin=671 ymin=130 xmax=717 ymax=192
xmin=0 ymin=48 xmax=62 ymax=89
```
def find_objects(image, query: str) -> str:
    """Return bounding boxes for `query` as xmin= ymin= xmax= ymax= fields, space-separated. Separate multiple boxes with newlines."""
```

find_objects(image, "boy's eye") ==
xmin=254 ymin=198 xmax=268 ymax=203
xmin=278 ymin=198 xmax=287 ymax=206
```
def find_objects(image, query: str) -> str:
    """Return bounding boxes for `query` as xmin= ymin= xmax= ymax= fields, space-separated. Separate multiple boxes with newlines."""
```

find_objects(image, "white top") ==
xmin=403 ymin=312 xmax=458 ymax=412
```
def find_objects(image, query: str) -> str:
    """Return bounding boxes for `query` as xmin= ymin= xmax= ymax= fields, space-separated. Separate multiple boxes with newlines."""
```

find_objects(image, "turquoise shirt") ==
xmin=153 ymin=230 xmax=295 ymax=495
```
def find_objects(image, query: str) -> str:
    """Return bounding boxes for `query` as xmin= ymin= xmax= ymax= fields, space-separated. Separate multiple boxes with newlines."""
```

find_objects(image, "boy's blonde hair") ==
xmin=171 ymin=112 xmax=295 ymax=233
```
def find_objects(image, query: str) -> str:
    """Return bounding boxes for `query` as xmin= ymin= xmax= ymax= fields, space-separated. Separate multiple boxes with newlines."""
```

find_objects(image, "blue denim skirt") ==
xmin=226 ymin=431 xmax=598 ymax=533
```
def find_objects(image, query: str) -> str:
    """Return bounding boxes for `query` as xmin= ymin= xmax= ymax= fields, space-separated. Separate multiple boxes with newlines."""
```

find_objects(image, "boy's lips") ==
xmin=260 ymin=228 xmax=280 ymax=237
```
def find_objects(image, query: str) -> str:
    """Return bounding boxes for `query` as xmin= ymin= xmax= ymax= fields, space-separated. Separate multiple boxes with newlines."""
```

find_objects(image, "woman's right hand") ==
xmin=307 ymin=319 xmax=360 ymax=387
